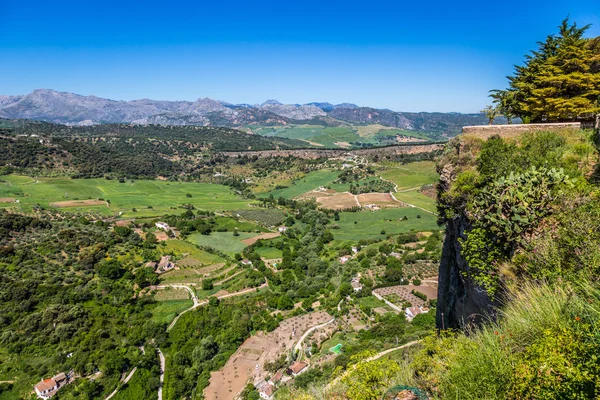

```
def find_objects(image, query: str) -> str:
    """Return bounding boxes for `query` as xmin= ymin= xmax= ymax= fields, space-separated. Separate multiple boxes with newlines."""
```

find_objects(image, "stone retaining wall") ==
xmin=461 ymin=122 xmax=581 ymax=140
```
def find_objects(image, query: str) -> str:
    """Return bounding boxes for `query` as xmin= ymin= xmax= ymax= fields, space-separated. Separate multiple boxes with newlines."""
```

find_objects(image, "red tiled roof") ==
xmin=271 ymin=370 xmax=283 ymax=383
xmin=289 ymin=361 xmax=308 ymax=374
xmin=35 ymin=378 xmax=57 ymax=392
xmin=260 ymin=383 xmax=275 ymax=396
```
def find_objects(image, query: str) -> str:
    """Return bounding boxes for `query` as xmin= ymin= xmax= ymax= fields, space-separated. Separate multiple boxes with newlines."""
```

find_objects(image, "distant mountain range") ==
xmin=0 ymin=89 xmax=494 ymax=136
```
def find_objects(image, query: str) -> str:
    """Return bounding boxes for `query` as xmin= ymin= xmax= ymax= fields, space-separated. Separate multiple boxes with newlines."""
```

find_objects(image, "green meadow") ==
xmin=150 ymin=299 xmax=193 ymax=325
xmin=162 ymin=240 xmax=225 ymax=265
xmin=186 ymin=231 xmax=256 ymax=255
xmin=0 ymin=175 xmax=251 ymax=216
xmin=259 ymin=169 xmax=340 ymax=199
xmin=394 ymin=191 xmax=437 ymax=213
xmin=379 ymin=161 xmax=439 ymax=190
xmin=333 ymin=208 xmax=439 ymax=241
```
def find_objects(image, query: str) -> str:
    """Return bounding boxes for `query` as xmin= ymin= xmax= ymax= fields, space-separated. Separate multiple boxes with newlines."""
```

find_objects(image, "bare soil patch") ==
xmin=50 ymin=199 xmax=107 ymax=208
xmin=154 ymin=231 xmax=170 ymax=241
xmin=316 ymin=192 xmax=358 ymax=210
xmin=356 ymin=192 xmax=402 ymax=207
xmin=334 ymin=141 xmax=352 ymax=148
xmin=241 ymin=232 xmax=280 ymax=245
xmin=152 ymin=288 xmax=191 ymax=301
xmin=115 ymin=219 xmax=134 ymax=227
xmin=204 ymin=311 xmax=332 ymax=400
xmin=0 ymin=198 xmax=15 ymax=203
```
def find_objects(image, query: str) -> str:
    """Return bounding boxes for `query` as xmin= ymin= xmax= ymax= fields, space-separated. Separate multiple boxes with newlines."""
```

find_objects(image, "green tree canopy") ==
xmin=492 ymin=19 xmax=600 ymax=122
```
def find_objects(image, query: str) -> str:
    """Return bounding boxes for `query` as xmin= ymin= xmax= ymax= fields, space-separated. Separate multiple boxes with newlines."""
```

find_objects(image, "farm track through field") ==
xmin=166 ymin=282 xmax=268 ymax=331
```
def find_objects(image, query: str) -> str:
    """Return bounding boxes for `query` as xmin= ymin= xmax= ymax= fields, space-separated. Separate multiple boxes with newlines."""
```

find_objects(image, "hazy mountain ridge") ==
xmin=0 ymin=89 xmax=492 ymax=135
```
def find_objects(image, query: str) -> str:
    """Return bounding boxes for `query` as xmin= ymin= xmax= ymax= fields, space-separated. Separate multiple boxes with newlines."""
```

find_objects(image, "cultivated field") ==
xmin=187 ymin=232 xmax=256 ymax=255
xmin=374 ymin=283 xmax=437 ymax=308
xmin=259 ymin=170 xmax=340 ymax=199
xmin=316 ymin=192 xmax=358 ymax=210
xmin=0 ymin=175 xmax=251 ymax=216
xmin=356 ymin=192 xmax=402 ymax=207
xmin=393 ymin=190 xmax=437 ymax=213
xmin=204 ymin=311 xmax=332 ymax=400
xmin=333 ymin=208 xmax=439 ymax=241
xmin=378 ymin=161 xmax=439 ymax=190
xmin=241 ymin=232 xmax=281 ymax=245
xmin=50 ymin=199 xmax=107 ymax=207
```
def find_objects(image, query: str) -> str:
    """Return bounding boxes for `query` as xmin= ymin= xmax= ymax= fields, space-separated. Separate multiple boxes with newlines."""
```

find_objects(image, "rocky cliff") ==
xmin=436 ymin=160 xmax=497 ymax=329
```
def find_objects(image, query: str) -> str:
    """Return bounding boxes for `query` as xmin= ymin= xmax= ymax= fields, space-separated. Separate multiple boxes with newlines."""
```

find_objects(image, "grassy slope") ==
xmin=0 ymin=175 xmax=250 ymax=216
xmin=150 ymin=299 xmax=193 ymax=325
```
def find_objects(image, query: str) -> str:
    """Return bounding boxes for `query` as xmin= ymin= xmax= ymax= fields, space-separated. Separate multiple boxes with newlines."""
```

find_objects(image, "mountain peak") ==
xmin=261 ymin=99 xmax=282 ymax=106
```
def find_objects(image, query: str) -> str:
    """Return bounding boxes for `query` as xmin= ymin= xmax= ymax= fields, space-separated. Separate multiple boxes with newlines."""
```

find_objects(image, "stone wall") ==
xmin=461 ymin=122 xmax=581 ymax=140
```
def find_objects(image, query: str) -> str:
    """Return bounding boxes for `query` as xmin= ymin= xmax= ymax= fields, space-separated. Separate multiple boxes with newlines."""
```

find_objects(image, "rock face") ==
xmin=436 ymin=156 xmax=498 ymax=329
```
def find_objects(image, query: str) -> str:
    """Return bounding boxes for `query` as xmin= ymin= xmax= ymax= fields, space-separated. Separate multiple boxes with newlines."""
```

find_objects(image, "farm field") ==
xmin=187 ymin=231 xmax=256 ymax=255
xmin=0 ymin=175 xmax=251 ymax=216
xmin=150 ymin=299 xmax=193 ymax=325
xmin=394 ymin=190 xmax=437 ymax=213
xmin=378 ymin=161 xmax=439 ymax=190
xmin=333 ymin=208 xmax=439 ymax=241
xmin=254 ymin=246 xmax=282 ymax=259
xmin=259 ymin=169 xmax=340 ymax=199
xmin=162 ymin=240 xmax=225 ymax=265
xmin=249 ymin=124 xmax=436 ymax=148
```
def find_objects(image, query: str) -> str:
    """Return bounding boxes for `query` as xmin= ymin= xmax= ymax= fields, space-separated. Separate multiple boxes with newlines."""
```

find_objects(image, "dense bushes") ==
xmin=409 ymin=284 xmax=600 ymax=399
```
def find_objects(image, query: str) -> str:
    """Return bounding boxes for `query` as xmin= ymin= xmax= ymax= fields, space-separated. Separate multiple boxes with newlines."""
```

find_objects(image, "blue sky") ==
xmin=1 ymin=0 xmax=598 ymax=112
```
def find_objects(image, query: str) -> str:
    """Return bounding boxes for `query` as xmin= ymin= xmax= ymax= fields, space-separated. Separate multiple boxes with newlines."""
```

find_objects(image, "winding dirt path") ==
xmin=157 ymin=348 xmax=165 ymax=400
xmin=326 ymin=340 xmax=422 ymax=389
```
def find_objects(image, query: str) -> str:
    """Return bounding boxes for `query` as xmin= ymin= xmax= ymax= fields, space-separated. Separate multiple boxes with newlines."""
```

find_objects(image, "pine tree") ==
xmin=492 ymin=19 xmax=600 ymax=122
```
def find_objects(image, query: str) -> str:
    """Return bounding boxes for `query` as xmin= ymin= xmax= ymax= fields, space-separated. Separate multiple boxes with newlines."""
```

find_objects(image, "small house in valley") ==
xmin=156 ymin=256 xmax=174 ymax=273
xmin=34 ymin=372 xmax=69 ymax=399
xmin=258 ymin=382 xmax=275 ymax=400
xmin=288 ymin=361 xmax=308 ymax=377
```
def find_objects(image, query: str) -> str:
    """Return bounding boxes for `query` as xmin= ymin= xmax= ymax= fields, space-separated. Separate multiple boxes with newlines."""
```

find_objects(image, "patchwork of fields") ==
xmin=248 ymin=124 xmax=434 ymax=148
xmin=0 ymin=175 xmax=251 ymax=216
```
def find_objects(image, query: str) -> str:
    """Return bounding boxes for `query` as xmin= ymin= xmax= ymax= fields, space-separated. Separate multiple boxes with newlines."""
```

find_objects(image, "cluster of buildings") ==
xmin=257 ymin=361 xmax=308 ymax=400
xmin=34 ymin=372 xmax=70 ymax=399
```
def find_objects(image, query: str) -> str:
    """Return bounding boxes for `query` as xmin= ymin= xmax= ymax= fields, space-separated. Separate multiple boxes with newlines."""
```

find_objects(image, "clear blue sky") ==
xmin=1 ymin=0 xmax=598 ymax=112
